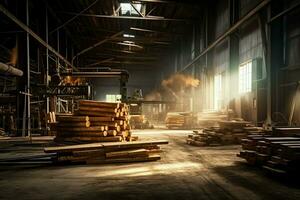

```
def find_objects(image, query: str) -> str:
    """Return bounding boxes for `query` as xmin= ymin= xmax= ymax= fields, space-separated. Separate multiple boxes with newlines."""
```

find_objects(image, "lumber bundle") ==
xmin=238 ymin=128 xmax=300 ymax=176
xmin=187 ymin=121 xmax=265 ymax=146
xmin=55 ymin=100 xmax=132 ymax=143
xmin=129 ymin=115 xmax=154 ymax=129
xmin=44 ymin=140 xmax=168 ymax=164
xmin=165 ymin=112 xmax=197 ymax=129
xmin=197 ymin=110 xmax=229 ymax=127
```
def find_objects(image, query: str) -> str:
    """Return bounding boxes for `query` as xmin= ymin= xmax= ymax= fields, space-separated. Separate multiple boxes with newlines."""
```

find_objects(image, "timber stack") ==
xmin=238 ymin=127 xmax=300 ymax=176
xmin=165 ymin=112 xmax=197 ymax=129
xmin=187 ymin=120 xmax=263 ymax=146
xmin=129 ymin=115 xmax=154 ymax=129
xmin=44 ymin=140 xmax=168 ymax=164
xmin=55 ymin=100 xmax=133 ymax=143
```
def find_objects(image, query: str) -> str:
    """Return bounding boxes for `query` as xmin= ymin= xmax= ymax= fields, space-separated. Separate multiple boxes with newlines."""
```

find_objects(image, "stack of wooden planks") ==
xmin=44 ymin=140 xmax=168 ymax=164
xmin=165 ymin=112 xmax=197 ymax=129
xmin=187 ymin=121 xmax=264 ymax=146
xmin=197 ymin=110 xmax=229 ymax=127
xmin=238 ymin=127 xmax=300 ymax=176
xmin=55 ymin=100 xmax=132 ymax=143
xmin=129 ymin=115 xmax=154 ymax=129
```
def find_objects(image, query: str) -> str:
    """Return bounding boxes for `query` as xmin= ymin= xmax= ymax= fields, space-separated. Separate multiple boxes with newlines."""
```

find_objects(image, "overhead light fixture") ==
xmin=123 ymin=33 xmax=135 ymax=38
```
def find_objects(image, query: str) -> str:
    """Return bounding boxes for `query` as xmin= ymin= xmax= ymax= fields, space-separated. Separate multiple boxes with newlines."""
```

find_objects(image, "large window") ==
xmin=120 ymin=3 xmax=142 ymax=16
xmin=106 ymin=94 xmax=121 ymax=102
xmin=239 ymin=60 xmax=252 ymax=94
xmin=214 ymin=74 xmax=223 ymax=110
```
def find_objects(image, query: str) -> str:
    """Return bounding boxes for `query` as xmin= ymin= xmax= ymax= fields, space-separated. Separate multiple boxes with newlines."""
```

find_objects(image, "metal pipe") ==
xmin=0 ymin=62 xmax=23 ymax=76
xmin=0 ymin=4 xmax=78 ymax=71
xmin=26 ymin=0 xmax=31 ymax=138
xmin=46 ymin=6 xmax=50 ymax=113
xmin=181 ymin=0 xmax=271 ymax=72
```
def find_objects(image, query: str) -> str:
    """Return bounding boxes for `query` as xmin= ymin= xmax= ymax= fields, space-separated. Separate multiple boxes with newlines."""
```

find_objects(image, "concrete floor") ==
xmin=0 ymin=129 xmax=300 ymax=200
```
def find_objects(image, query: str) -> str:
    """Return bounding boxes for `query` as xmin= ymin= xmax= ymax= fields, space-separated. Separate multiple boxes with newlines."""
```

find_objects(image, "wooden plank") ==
xmin=86 ymin=154 xmax=161 ymax=164
xmin=44 ymin=140 xmax=168 ymax=153
xmin=105 ymin=149 xmax=148 ymax=158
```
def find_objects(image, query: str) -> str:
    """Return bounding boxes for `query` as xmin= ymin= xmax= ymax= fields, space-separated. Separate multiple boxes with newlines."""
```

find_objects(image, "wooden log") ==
xmin=107 ymin=130 xmax=117 ymax=136
xmin=57 ymin=131 xmax=108 ymax=137
xmin=75 ymin=110 xmax=119 ymax=117
xmin=91 ymin=121 xmax=118 ymax=127
xmin=79 ymin=100 xmax=120 ymax=108
xmin=78 ymin=106 xmax=118 ymax=114
xmin=114 ymin=119 xmax=124 ymax=125
xmin=44 ymin=140 xmax=169 ymax=153
xmin=88 ymin=116 xmax=114 ymax=122
xmin=57 ymin=121 xmax=90 ymax=128
xmin=57 ymin=136 xmax=122 ymax=143
xmin=57 ymin=126 xmax=106 ymax=132
xmin=57 ymin=116 xmax=89 ymax=122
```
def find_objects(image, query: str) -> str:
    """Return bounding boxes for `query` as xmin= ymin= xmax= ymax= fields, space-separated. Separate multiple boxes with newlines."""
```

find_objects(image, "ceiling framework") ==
xmin=46 ymin=0 xmax=203 ymax=71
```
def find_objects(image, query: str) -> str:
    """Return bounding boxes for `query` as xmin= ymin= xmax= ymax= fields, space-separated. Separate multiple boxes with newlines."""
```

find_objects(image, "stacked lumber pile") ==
xmin=0 ymin=128 xmax=5 ymax=136
xmin=55 ymin=100 xmax=132 ymax=143
xmin=165 ymin=112 xmax=197 ymax=129
xmin=129 ymin=115 xmax=154 ymax=129
xmin=187 ymin=121 xmax=262 ymax=146
xmin=44 ymin=140 xmax=168 ymax=164
xmin=238 ymin=127 xmax=300 ymax=176
xmin=197 ymin=110 xmax=229 ymax=127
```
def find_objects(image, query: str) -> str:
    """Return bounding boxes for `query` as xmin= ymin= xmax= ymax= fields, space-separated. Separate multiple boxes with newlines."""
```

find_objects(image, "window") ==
xmin=106 ymin=94 xmax=121 ymax=102
xmin=239 ymin=60 xmax=252 ymax=94
xmin=120 ymin=3 xmax=142 ymax=16
xmin=214 ymin=74 xmax=223 ymax=110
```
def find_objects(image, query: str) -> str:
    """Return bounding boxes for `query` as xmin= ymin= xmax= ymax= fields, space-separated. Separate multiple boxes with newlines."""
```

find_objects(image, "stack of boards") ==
xmin=165 ymin=112 xmax=197 ymax=129
xmin=187 ymin=121 xmax=265 ymax=146
xmin=197 ymin=111 xmax=229 ymax=127
xmin=238 ymin=127 xmax=300 ymax=176
xmin=55 ymin=100 xmax=132 ymax=143
xmin=129 ymin=115 xmax=154 ymax=129
xmin=44 ymin=140 xmax=168 ymax=164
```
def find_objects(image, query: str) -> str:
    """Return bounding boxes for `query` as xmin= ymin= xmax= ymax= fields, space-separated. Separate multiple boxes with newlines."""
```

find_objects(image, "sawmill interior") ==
xmin=1 ymin=0 xmax=300 ymax=199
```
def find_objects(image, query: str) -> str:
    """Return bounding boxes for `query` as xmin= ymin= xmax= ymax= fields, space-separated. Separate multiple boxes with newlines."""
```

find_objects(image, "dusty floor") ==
xmin=0 ymin=129 xmax=300 ymax=200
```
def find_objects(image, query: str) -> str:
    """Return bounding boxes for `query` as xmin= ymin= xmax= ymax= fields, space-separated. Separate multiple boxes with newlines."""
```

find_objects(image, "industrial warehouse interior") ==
xmin=1 ymin=0 xmax=300 ymax=199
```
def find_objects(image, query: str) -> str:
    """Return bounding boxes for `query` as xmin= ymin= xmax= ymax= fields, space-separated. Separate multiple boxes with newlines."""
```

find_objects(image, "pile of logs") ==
xmin=187 ymin=121 xmax=264 ymax=146
xmin=44 ymin=140 xmax=168 ymax=164
xmin=238 ymin=127 xmax=300 ymax=176
xmin=129 ymin=115 xmax=154 ymax=129
xmin=165 ymin=112 xmax=197 ymax=129
xmin=55 ymin=100 xmax=132 ymax=143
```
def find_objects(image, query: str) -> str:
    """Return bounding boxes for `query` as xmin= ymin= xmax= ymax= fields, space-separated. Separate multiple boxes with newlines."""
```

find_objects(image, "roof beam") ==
xmin=50 ymin=0 xmax=99 ymax=34
xmin=60 ymin=12 xmax=191 ymax=22
xmin=72 ymin=31 xmax=124 ymax=61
